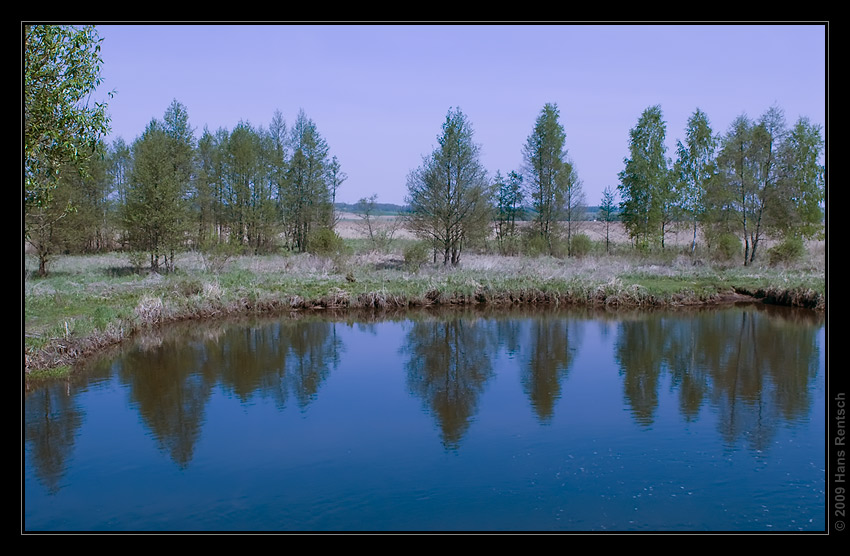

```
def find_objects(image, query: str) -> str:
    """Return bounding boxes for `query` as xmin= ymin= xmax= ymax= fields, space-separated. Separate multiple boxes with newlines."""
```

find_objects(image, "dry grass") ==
xmin=337 ymin=213 xmax=810 ymax=251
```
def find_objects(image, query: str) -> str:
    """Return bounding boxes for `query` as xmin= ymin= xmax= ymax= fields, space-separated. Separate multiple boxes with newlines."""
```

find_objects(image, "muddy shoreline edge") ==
xmin=23 ymin=280 xmax=824 ymax=381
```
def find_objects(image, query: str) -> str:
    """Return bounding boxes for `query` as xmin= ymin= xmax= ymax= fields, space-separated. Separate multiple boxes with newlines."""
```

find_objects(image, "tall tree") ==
xmin=225 ymin=121 xmax=267 ymax=249
xmin=746 ymin=106 xmax=786 ymax=263
xmin=194 ymin=127 xmax=221 ymax=246
xmin=770 ymin=116 xmax=825 ymax=241
xmin=163 ymin=99 xmax=195 ymax=186
xmin=405 ymin=107 xmax=492 ymax=266
xmin=716 ymin=107 xmax=787 ymax=265
xmin=254 ymin=124 xmax=283 ymax=252
xmin=618 ymin=105 xmax=670 ymax=249
xmin=282 ymin=109 xmax=332 ymax=252
xmin=522 ymin=103 xmax=580 ymax=254
xmin=267 ymin=110 xmax=289 ymax=223
xmin=24 ymin=24 xmax=112 ymax=242
xmin=123 ymin=117 xmax=191 ymax=272
xmin=674 ymin=108 xmax=718 ymax=256
xmin=107 ymin=137 xmax=132 ymax=207
xmin=704 ymin=115 xmax=749 ymax=256
xmin=162 ymin=99 xmax=196 ymax=264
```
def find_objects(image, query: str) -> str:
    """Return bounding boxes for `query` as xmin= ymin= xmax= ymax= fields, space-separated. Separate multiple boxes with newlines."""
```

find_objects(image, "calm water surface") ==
xmin=23 ymin=304 xmax=826 ymax=532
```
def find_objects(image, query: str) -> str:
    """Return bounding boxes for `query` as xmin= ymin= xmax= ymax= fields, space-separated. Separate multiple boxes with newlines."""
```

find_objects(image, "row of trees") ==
xmin=404 ymin=102 xmax=824 ymax=267
xmin=405 ymin=104 xmax=587 ymax=265
xmin=25 ymin=25 xmax=348 ymax=275
xmin=26 ymin=98 xmax=346 ymax=274
xmin=619 ymin=105 xmax=825 ymax=265
xmin=130 ymin=102 xmax=345 ymax=270
xmin=24 ymin=25 xmax=342 ymax=274
xmin=27 ymin=99 xmax=823 ymax=275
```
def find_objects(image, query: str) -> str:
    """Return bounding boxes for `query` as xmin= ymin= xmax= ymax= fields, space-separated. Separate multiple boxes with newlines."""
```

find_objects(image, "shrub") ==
xmin=307 ymin=227 xmax=348 ymax=257
xmin=713 ymin=232 xmax=741 ymax=262
xmin=570 ymin=233 xmax=593 ymax=258
xmin=403 ymin=241 xmax=430 ymax=271
xmin=127 ymin=251 xmax=147 ymax=273
xmin=174 ymin=277 xmax=204 ymax=297
xmin=199 ymin=240 xmax=240 ymax=274
xmin=522 ymin=231 xmax=549 ymax=257
xmin=767 ymin=236 xmax=805 ymax=266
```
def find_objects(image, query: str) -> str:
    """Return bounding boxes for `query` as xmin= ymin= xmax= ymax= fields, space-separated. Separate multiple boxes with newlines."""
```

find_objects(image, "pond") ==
xmin=23 ymin=304 xmax=826 ymax=532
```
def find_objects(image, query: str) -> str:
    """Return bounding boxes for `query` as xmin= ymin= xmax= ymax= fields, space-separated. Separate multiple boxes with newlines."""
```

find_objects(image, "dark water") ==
xmin=23 ymin=304 xmax=826 ymax=532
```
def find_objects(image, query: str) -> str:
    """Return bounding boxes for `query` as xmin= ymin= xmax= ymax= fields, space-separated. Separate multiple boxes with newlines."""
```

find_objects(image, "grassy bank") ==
xmin=23 ymin=238 xmax=826 ymax=380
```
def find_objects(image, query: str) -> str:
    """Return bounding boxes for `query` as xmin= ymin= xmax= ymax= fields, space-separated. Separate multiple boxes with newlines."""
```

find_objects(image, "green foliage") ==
xmin=714 ymin=106 xmax=791 ymax=265
xmin=403 ymin=241 xmax=431 ymax=271
xmin=405 ymin=107 xmax=493 ymax=265
xmin=24 ymin=25 xmax=116 ymax=276
xmin=521 ymin=230 xmax=550 ymax=257
xmin=91 ymin=305 xmax=118 ymax=329
xmin=674 ymin=108 xmax=717 ymax=254
xmin=522 ymin=103 xmax=582 ymax=250
xmin=24 ymin=25 xmax=112 ymax=220
xmin=307 ymin=227 xmax=348 ymax=257
xmin=674 ymin=108 xmax=717 ymax=217
xmin=767 ymin=236 xmax=805 ymax=266
xmin=199 ymin=240 xmax=240 ymax=274
xmin=599 ymin=186 xmax=618 ymax=221
xmin=713 ymin=232 xmax=742 ymax=262
xmin=122 ymin=114 xmax=191 ymax=272
xmin=494 ymin=170 xmax=524 ymax=255
xmin=26 ymin=366 xmax=74 ymax=382
xmin=618 ymin=105 xmax=670 ymax=246
xmin=769 ymin=117 xmax=825 ymax=241
xmin=127 ymin=251 xmax=147 ymax=273
xmin=282 ymin=110 xmax=335 ymax=252
xmin=570 ymin=233 xmax=593 ymax=258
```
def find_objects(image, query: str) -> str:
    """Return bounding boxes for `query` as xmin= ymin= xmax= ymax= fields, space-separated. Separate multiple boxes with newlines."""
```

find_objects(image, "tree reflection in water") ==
xmin=615 ymin=305 xmax=821 ymax=451
xmin=25 ymin=304 xmax=823 ymax=486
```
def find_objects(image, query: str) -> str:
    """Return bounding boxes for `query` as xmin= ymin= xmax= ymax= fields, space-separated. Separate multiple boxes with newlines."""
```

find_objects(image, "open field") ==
xmin=23 ymin=220 xmax=826 ymax=380
xmin=334 ymin=213 xmax=797 ymax=252
xmin=335 ymin=213 xmax=639 ymax=243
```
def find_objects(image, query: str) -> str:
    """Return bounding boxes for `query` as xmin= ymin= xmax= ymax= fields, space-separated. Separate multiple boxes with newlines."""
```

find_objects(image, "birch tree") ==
xmin=522 ymin=103 xmax=582 ymax=254
xmin=405 ymin=108 xmax=492 ymax=266
xmin=674 ymin=108 xmax=718 ymax=256
xmin=282 ymin=109 xmax=333 ymax=252
xmin=618 ymin=105 xmax=669 ymax=250
xmin=770 ymin=116 xmax=825 ymax=241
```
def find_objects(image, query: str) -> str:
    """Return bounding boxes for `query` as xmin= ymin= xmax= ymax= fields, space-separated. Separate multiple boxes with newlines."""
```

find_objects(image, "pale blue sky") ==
xmin=93 ymin=23 xmax=827 ymax=206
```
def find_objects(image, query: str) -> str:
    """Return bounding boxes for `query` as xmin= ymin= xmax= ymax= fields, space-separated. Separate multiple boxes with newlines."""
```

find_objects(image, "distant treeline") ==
xmin=336 ymin=202 xmax=611 ymax=221
xmin=336 ymin=201 xmax=409 ymax=216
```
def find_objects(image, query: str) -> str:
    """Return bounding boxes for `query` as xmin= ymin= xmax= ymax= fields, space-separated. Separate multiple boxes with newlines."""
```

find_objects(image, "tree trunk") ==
xmin=691 ymin=219 xmax=697 ymax=256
